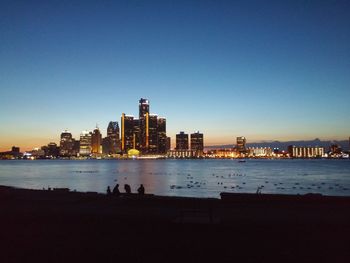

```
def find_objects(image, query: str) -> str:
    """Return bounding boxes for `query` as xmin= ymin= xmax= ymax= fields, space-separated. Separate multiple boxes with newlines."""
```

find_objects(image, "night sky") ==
xmin=1 ymin=0 xmax=349 ymax=151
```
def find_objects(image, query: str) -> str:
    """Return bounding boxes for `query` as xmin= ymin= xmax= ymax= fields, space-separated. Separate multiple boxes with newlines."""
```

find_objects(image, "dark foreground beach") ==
xmin=1 ymin=186 xmax=350 ymax=263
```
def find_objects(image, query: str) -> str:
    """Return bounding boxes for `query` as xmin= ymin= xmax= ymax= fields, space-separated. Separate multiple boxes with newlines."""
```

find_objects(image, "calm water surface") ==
xmin=0 ymin=159 xmax=349 ymax=198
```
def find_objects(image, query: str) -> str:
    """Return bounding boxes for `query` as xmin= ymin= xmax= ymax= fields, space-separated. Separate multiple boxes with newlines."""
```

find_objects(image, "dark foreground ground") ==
xmin=1 ymin=186 xmax=350 ymax=263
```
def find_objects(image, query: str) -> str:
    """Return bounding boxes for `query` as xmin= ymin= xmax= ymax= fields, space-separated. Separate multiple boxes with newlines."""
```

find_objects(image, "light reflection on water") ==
xmin=0 ymin=159 xmax=349 ymax=198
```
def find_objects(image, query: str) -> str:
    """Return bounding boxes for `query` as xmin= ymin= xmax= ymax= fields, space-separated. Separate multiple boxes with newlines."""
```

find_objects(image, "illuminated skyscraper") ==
xmin=176 ymin=132 xmax=189 ymax=150
xmin=236 ymin=136 xmax=246 ymax=153
xmin=121 ymin=113 xmax=135 ymax=152
xmin=191 ymin=131 xmax=204 ymax=156
xmin=157 ymin=117 xmax=167 ymax=154
xmin=107 ymin=121 xmax=120 ymax=154
xmin=91 ymin=127 xmax=102 ymax=154
xmin=122 ymin=98 xmax=167 ymax=154
xmin=133 ymin=118 xmax=140 ymax=149
xmin=79 ymin=130 xmax=92 ymax=156
xmin=139 ymin=98 xmax=149 ymax=119
xmin=148 ymin=114 xmax=158 ymax=153
xmin=59 ymin=130 xmax=74 ymax=156
xmin=139 ymin=98 xmax=150 ymax=153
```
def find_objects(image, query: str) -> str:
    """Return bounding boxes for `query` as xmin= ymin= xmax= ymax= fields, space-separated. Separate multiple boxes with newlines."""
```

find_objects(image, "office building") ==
xmin=107 ymin=121 xmax=120 ymax=154
xmin=139 ymin=98 xmax=149 ymax=153
xmin=91 ymin=127 xmax=102 ymax=154
xmin=166 ymin=137 xmax=171 ymax=152
xmin=190 ymin=131 xmax=204 ymax=156
xmin=121 ymin=98 xmax=167 ymax=155
xmin=146 ymin=114 xmax=158 ymax=153
xmin=157 ymin=117 xmax=167 ymax=154
xmin=288 ymin=145 xmax=325 ymax=158
xmin=139 ymin=98 xmax=150 ymax=119
xmin=47 ymin=142 xmax=59 ymax=157
xmin=121 ymin=113 xmax=135 ymax=152
xmin=248 ymin=147 xmax=272 ymax=157
xmin=79 ymin=130 xmax=92 ymax=156
xmin=236 ymin=136 xmax=246 ymax=153
xmin=59 ymin=130 xmax=74 ymax=156
xmin=133 ymin=119 xmax=140 ymax=150
xmin=176 ymin=131 xmax=189 ymax=150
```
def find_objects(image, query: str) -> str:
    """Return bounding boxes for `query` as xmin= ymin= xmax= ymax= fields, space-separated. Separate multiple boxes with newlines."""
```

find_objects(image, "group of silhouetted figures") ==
xmin=106 ymin=183 xmax=145 ymax=196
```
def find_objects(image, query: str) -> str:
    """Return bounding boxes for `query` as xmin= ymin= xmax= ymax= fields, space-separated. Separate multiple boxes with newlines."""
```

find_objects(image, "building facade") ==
xmin=288 ymin=145 xmax=325 ymax=158
xmin=176 ymin=131 xmax=189 ymax=150
xmin=190 ymin=131 xmax=204 ymax=156
xmin=106 ymin=121 xmax=120 ymax=154
xmin=236 ymin=136 xmax=246 ymax=153
xmin=91 ymin=127 xmax=102 ymax=154
xmin=79 ymin=130 xmax=92 ymax=156
xmin=59 ymin=130 xmax=74 ymax=157
xmin=121 ymin=99 xmax=167 ymax=155
xmin=121 ymin=113 xmax=135 ymax=152
xmin=157 ymin=117 xmax=167 ymax=154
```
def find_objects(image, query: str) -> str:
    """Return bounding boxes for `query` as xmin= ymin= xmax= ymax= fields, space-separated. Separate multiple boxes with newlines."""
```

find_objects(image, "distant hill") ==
xmin=205 ymin=139 xmax=349 ymax=151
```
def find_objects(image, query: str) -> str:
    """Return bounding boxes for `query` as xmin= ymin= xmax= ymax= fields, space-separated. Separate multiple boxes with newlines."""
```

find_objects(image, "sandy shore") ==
xmin=1 ymin=185 xmax=350 ymax=263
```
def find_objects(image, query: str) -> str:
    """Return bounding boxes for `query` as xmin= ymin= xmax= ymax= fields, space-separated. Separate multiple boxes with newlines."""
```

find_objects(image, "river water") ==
xmin=0 ymin=159 xmax=349 ymax=198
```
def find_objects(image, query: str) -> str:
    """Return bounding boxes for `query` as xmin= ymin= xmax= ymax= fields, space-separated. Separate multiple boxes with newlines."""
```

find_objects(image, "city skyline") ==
xmin=1 ymin=1 xmax=350 ymax=151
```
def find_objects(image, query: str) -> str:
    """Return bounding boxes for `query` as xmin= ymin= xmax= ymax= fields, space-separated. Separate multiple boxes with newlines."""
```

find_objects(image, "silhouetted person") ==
xmin=113 ymin=184 xmax=120 ymax=196
xmin=124 ymin=184 xmax=131 ymax=194
xmin=106 ymin=186 xmax=111 ymax=195
xmin=137 ymin=184 xmax=145 ymax=195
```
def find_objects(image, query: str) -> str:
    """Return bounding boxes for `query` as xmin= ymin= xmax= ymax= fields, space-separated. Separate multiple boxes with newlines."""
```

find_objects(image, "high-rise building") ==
xmin=79 ymin=130 xmax=92 ymax=156
xmin=166 ymin=137 xmax=171 ymax=151
xmin=91 ymin=127 xmax=102 ymax=154
xmin=139 ymin=99 xmax=150 ymax=153
xmin=191 ymin=131 xmax=204 ymax=156
xmin=133 ymin=119 xmax=140 ymax=150
xmin=139 ymin=98 xmax=149 ymax=119
xmin=121 ymin=113 xmax=135 ymax=152
xmin=157 ymin=117 xmax=167 ymax=154
xmin=47 ymin=142 xmax=59 ymax=157
xmin=122 ymin=98 xmax=167 ymax=155
xmin=236 ymin=136 xmax=246 ymax=153
xmin=107 ymin=121 xmax=120 ymax=154
xmin=176 ymin=131 xmax=189 ymax=150
xmin=59 ymin=130 xmax=74 ymax=156
xmin=148 ymin=114 xmax=158 ymax=153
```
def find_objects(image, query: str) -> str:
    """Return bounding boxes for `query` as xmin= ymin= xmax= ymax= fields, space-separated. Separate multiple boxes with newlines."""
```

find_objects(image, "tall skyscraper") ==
xmin=59 ymin=130 xmax=74 ymax=156
xmin=148 ymin=114 xmax=158 ymax=153
xmin=191 ymin=131 xmax=204 ymax=155
xmin=107 ymin=121 xmax=120 ymax=154
xmin=176 ymin=131 xmax=189 ymax=150
xmin=139 ymin=98 xmax=150 ymax=153
xmin=139 ymin=98 xmax=149 ymax=119
xmin=133 ymin=118 xmax=140 ymax=150
xmin=157 ymin=117 xmax=167 ymax=154
xmin=91 ymin=127 xmax=102 ymax=154
xmin=121 ymin=98 xmax=167 ymax=154
xmin=121 ymin=113 xmax=134 ymax=152
xmin=236 ymin=136 xmax=246 ymax=153
xmin=79 ymin=130 xmax=92 ymax=156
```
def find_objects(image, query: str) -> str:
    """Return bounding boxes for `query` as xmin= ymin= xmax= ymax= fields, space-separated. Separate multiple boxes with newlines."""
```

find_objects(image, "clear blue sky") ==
xmin=1 ymin=0 xmax=349 ymax=150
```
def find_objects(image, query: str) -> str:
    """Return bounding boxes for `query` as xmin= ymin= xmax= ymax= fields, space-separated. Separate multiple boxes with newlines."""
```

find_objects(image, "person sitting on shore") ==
xmin=113 ymin=184 xmax=120 ymax=196
xmin=124 ymin=184 xmax=131 ymax=194
xmin=106 ymin=186 xmax=111 ymax=196
xmin=137 ymin=184 xmax=145 ymax=195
